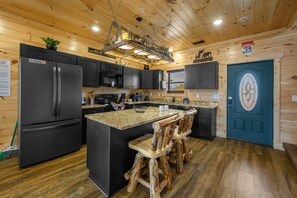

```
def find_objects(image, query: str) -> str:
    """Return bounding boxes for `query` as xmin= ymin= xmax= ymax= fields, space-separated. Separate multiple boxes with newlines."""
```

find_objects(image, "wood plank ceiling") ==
xmin=0 ymin=0 xmax=297 ymax=51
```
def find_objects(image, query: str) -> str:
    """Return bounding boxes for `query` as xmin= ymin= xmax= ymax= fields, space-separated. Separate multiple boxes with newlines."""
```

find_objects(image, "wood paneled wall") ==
xmin=0 ymin=9 xmax=297 ymax=151
xmin=154 ymin=27 xmax=297 ymax=149
xmin=0 ymin=11 xmax=143 ymax=151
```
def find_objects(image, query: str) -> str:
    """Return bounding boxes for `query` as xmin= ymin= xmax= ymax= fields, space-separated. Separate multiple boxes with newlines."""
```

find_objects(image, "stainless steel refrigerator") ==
xmin=19 ymin=57 xmax=82 ymax=167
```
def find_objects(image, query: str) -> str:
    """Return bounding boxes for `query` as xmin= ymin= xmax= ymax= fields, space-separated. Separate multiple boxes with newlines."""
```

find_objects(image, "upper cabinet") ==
xmin=77 ymin=57 xmax=100 ymax=87
xmin=123 ymin=67 xmax=141 ymax=89
xmin=20 ymin=44 xmax=77 ymax=65
xmin=141 ymin=70 xmax=164 ymax=89
xmin=101 ymin=61 xmax=123 ymax=75
xmin=185 ymin=61 xmax=218 ymax=89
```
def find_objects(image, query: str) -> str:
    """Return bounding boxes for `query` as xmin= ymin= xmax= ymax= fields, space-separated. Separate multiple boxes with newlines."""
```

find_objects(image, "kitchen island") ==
xmin=85 ymin=107 xmax=182 ymax=197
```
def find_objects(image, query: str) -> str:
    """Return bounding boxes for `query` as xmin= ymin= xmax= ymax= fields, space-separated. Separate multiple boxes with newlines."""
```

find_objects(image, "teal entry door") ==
xmin=227 ymin=60 xmax=273 ymax=146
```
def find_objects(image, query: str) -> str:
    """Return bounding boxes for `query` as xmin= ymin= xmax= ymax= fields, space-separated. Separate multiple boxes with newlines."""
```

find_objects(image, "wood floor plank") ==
xmin=0 ymin=137 xmax=296 ymax=198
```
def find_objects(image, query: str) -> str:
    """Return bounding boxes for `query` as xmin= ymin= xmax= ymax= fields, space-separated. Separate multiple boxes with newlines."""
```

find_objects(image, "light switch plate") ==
xmin=292 ymin=95 xmax=297 ymax=102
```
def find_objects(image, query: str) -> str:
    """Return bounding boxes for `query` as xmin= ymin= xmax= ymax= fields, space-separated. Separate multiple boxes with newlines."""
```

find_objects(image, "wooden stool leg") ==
xmin=127 ymin=153 xmax=144 ymax=192
xmin=149 ymin=158 xmax=160 ymax=198
xmin=176 ymin=140 xmax=183 ymax=174
xmin=182 ymin=139 xmax=191 ymax=163
xmin=159 ymin=156 xmax=172 ymax=189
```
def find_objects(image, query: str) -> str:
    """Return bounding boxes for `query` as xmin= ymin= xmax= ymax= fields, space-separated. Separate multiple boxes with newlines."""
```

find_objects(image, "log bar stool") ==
xmin=126 ymin=115 xmax=180 ymax=198
xmin=174 ymin=108 xmax=197 ymax=174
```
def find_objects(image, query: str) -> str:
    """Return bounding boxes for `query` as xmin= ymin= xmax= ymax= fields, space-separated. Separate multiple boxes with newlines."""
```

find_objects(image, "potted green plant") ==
xmin=41 ymin=37 xmax=60 ymax=50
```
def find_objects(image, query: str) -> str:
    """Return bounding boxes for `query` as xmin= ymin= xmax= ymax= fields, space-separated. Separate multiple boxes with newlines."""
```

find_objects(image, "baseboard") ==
xmin=216 ymin=131 xmax=226 ymax=138
xmin=274 ymin=143 xmax=285 ymax=151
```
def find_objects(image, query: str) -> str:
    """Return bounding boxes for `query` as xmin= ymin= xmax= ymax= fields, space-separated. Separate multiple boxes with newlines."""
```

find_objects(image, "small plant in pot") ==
xmin=41 ymin=37 xmax=60 ymax=50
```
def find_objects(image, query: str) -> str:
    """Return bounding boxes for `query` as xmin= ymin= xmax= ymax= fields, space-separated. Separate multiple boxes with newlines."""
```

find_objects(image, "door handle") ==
xmin=57 ymin=67 xmax=62 ymax=115
xmin=228 ymin=96 xmax=233 ymax=105
xmin=23 ymin=119 xmax=81 ymax=133
xmin=52 ymin=67 xmax=57 ymax=116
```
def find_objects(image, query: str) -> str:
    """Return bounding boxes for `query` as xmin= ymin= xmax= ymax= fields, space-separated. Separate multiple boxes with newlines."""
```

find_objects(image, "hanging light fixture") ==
xmin=99 ymin=0 xmax=174 ymax=63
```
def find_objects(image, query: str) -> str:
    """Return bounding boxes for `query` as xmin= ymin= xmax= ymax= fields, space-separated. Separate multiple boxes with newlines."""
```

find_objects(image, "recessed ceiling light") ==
xmin=92 ymin=25 xmax=100 ymax=32
xmin=169 ymin=48 xmax=173 ymax=52
xmin=213 ymin=19 xmax=223 ymax=26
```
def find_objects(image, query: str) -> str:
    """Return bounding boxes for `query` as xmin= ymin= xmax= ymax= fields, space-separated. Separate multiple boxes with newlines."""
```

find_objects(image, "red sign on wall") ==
xmin=241 ymin=41 xmax=254 ymax=55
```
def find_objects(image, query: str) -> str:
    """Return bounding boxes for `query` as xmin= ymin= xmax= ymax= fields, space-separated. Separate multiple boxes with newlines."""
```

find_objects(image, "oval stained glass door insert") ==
xmin=239 ymin=73 xmax=258 ymax=111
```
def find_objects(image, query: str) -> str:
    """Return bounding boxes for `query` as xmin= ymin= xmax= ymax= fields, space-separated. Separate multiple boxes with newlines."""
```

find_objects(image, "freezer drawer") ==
xmin=19 ymin=119 xmax=82 ymax=167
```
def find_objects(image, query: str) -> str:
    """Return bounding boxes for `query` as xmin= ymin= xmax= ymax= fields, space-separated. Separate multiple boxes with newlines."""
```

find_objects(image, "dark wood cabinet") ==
xmin=82 ymin=107 xmax=105 ymax=144
xmin=123 ymin=67 xmax=141 ymax=89
xmin=101 ymin=61 xmax=123 ymax=74
xmin=141 ymin=70 xmax=164 ymax=89
xmin=185 ymin=61 xmax=218 ymax=89
xmin=20 ymin=44 xmax=77 ymax=65
xmin=78 ymin=57 xmax=100 ymax=87
xmin=165 ymin=105 xmax=217 ymax=140
xmin=192 ymin=108 xmax=217 ymax=139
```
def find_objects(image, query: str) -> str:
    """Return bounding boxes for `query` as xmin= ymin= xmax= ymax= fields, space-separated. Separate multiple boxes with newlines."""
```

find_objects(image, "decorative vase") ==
xmin=46 ymin=44 xmax=57 ymax=50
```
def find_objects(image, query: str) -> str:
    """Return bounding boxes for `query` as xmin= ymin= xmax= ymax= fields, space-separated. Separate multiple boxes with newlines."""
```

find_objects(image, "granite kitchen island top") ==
xmin=85 ymin=107 xmax=182 ymax=130
xmin=124 ymin=101 xmax=218 ymax=109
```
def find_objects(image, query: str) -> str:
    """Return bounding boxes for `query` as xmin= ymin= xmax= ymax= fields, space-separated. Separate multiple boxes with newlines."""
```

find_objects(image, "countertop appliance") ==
xmin=19 ymin=57 xmax=82 ymax=167
xmin=95 ymin=94 xmax=118 ymax=111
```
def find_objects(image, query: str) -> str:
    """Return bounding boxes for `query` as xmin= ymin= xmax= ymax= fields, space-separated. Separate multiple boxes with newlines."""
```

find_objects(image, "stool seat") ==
xmin=129 ymin=134 xmax=173 ymax=159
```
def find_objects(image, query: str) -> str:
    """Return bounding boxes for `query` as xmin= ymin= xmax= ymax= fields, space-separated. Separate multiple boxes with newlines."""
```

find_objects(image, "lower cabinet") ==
xmin=124 ymin=103 xmax=217 ymax=140
xmin=82 ymin=107 xmax=104 ymax=144
xmin=166 ymin=105 xmax=217 ymax=140
xmin=192 ymin=108 xmax=217 ymax=139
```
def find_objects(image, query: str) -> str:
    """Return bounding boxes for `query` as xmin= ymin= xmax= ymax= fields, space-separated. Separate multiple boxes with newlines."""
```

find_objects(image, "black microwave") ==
xmin=101 ymin=72 xmax=123 ymax=88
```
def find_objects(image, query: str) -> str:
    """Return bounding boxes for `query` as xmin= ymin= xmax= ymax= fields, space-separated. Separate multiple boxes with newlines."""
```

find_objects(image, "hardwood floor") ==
xmin=0 ymin=137 xmax=296 ymax=198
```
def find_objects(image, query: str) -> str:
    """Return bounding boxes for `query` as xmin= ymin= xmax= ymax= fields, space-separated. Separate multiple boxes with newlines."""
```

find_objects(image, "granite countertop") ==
xmin=82 ymin=104 xmax=106 ymax=109
xmin=124 ymin=101 xmax=218 ymax=109
xmin=85 ymin=107 xmax=182 ymax=130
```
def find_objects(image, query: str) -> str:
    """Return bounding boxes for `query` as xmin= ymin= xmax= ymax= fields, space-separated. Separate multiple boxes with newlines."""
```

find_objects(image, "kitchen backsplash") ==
xmin=82 ymin=86 xmax=220 ymax=104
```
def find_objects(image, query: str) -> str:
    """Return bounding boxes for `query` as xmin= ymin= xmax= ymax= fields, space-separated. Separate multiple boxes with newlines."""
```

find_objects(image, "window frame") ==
xmin=167 ymin=69 xmax=185 ymax=93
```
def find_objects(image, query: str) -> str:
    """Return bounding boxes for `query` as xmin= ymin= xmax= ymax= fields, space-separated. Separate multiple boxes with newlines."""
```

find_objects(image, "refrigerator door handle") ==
xmin=57 ymin=67 xmax=62 ymax=116
xmin=22 ymin=119 xmax=81 ymax=133
xmin=52 ymin=67 xmax=57 ymax=116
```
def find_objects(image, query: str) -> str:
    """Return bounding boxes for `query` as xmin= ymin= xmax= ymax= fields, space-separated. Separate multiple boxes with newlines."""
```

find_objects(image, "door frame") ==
xmin=224 ymin=55 xmax=282 ymax=150
xmin=226 ymin=60 xmax=274 ymax=147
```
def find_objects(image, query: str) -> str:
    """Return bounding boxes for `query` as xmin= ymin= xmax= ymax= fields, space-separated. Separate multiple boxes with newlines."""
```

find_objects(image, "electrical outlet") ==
xmin=161 ymin=92 xmax=164 ymax=97
xmin=213 ymin=93 xmax=219 ymax=99
xmin=292 ymin=95 xmax=297 ymax=102
xmin=158 ymin=92 xmax=160 ymax=97
xmin=196 ymin=93 xmax=200 ymax=98
xmin=150 ymin=92 xmax=152 ymax=96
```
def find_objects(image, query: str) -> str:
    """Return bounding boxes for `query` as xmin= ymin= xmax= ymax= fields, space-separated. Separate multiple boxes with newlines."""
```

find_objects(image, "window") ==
xmin=167 ymin=69 xmax=184 ymax=93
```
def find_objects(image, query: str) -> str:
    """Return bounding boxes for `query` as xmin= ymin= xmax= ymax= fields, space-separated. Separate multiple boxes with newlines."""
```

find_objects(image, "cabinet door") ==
xmin=54 ymin=51 xmax=77 ymax=65
xmin=77 ymin=57 xmax=88 ymax=87
xmin=131 ymin=69 xmax=141 ymax=89
xmin=201 ymin=62 xmax=218 ymax=89
xmin=123 ymin=67 xmax=132 ymax=88
xmin=185 ymin=65 xmax=200 ymax=89
xmin=87 ymin=59 xmax=100 ymax=87
xmin=20 ymin=44 xmax=49 ymax=60
xmin=141 ymin=70 xmax=153 ymax=89
xmin=152 ymin=70 xmax=163 ymax=89
xmin=198 ymin=108 xmax=212 ymax=138
xmin=101 ymin=61 xmax=110 ymax=71
xmin=78 ymin=58 xmax=100 ymax=87
xmin=110 ymin=64 xmax=123 ymax=74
